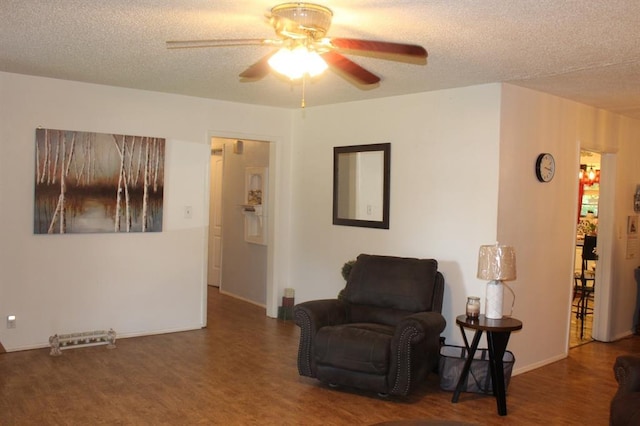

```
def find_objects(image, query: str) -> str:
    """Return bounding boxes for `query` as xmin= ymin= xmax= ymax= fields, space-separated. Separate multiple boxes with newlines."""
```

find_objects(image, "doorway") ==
xmin=208 ymin=142 xmax=224 ymax=288
xmin=207 ymin=136 xmax=271 ymax=307
xmin=570 ymin=150 xmax=601 ymax=347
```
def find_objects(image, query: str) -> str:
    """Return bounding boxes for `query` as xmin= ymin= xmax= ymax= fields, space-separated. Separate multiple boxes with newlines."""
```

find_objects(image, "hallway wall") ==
xmin=219 ymin=139 xmax=270 ymax=305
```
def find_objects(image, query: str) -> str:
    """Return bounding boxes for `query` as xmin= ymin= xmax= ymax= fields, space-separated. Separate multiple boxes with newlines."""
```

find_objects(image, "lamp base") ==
xmin=485 ymin=280 xmax=504 ymax=319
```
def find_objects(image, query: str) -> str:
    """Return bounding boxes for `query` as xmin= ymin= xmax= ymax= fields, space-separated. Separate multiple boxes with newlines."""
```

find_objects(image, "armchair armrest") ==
xmin=294 ymin=299 xmax=348 ymax=330
xmin=294 ymin=299 xmax=347 ymax=378
xmin=389 ymin=311 xmax=446 ymax=395
xmin=394 ymin=311 xmax=447 ymax=342
xmin=614 ymin=354 xmax=640 ymax=396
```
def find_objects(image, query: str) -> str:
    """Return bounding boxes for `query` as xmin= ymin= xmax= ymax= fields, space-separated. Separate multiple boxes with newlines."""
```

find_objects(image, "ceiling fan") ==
xmin=166 ymin=2 xmax=428 ymax=88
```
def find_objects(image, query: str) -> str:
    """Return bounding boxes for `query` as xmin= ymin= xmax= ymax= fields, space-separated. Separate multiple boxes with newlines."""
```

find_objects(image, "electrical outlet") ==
xmin=7 ymin=315 xmax=16 ymax=329
xmin=184 ymin=206 xmax=193 ymax=219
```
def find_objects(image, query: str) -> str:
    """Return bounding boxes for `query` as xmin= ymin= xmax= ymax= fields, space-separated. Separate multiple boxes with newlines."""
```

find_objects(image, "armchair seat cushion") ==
xmin=315 ymin=323 xmax=394 ymax=375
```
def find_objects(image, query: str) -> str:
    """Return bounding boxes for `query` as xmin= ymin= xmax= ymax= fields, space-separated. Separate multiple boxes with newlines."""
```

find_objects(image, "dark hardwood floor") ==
xmin=1 ymin=288 xmax=638 ymax=425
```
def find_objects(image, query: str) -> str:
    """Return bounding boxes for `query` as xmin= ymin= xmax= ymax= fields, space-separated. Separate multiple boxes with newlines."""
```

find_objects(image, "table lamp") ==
xmin=477 ymin=244 xmax=517 ymax=319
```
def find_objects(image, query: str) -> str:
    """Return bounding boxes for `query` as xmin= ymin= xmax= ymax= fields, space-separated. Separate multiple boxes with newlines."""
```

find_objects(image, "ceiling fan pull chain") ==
xmin=301 ymin=75 xmax=306 ymax=108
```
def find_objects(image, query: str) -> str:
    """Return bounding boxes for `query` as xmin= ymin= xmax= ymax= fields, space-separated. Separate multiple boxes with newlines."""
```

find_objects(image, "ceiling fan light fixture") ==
xmin=271 ymin=3 xmax=333 ymax=39
xmin=268 ymin=45 xmax=328 ymax=79
xmin=167 ymin=2 xmax=427 ymax=93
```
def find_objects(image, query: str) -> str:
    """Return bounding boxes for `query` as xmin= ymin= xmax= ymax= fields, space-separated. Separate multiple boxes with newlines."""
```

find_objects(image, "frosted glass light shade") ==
xmin=477 ymin=244 xmax=517 ymax=281
xmin=271 ymin=3 xmax=333 ymax=39
xmin=268 ymin=46 xmax=328 ymax=80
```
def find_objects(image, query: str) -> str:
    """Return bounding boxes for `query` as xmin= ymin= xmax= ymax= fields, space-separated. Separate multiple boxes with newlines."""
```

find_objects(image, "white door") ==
xmin=208 ymin=147 xmax=224 ymax=287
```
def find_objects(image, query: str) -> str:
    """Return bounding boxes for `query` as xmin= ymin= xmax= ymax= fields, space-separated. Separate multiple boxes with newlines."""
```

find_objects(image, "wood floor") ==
xmin=1 ymin=288 xmax=639 ymax=425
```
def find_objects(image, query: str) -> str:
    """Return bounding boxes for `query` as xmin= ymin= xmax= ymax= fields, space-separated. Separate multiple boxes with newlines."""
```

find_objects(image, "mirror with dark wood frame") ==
xmin=333 ymin=143 xmax=390 ymax=229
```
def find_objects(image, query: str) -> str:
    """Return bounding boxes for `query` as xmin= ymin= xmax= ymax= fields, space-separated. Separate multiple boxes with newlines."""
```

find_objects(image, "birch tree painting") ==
xmin=34 ymin=128 xmax=165 ymax=234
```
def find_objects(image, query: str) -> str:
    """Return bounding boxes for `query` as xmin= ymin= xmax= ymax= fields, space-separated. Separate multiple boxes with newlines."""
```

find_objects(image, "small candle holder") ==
xmin=466 ymin=296 xmax=481 ymax=319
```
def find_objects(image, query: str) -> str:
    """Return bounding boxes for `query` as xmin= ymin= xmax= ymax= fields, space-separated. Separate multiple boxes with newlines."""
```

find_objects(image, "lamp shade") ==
xmin=477 ymin=244 xmax=517 ymax=281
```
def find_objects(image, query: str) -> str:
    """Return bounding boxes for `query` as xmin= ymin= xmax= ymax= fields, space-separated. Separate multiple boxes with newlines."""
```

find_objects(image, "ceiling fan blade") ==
xmin=322 ymin=51 xmax=380 ymax=85
xmin=330 ymin=38 xmax=427 ymax=59
xmin=166 ymin=39 xmax=270 ymax=49
xmin=239 ymin=52 xmax=276 ymax=80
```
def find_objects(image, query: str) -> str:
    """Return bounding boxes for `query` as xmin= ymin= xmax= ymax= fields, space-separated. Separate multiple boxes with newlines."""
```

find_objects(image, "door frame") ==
xmin=208 ymin=141 xmax=224 ymax=288
xmin=592 ymin=153 xmax=616 ymax=341
xmin=204 ymin=130 xmax=279 ymax=318
xmin=570 ymin=149 xmax=615 ymax=344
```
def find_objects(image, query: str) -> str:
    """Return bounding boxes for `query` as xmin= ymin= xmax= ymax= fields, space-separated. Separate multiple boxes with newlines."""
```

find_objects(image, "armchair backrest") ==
xmin=343 ymin=254 xmax=444 ymax=325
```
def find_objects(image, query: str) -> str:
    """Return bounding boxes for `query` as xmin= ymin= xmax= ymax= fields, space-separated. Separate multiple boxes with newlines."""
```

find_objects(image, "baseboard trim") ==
xmin=513 ymin=352 xmax=567 ymax=376
xmin=218 ymin=289 xmax=266 ymax=309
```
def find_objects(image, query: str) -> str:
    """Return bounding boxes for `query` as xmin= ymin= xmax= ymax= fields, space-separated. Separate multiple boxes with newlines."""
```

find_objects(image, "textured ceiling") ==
xmin=2 ymin=1 xmax=640 ymax=118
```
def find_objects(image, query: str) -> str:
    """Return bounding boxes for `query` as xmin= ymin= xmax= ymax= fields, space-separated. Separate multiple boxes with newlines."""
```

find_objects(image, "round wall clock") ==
xmin=535 ymin=153 xmax=555 ymax=182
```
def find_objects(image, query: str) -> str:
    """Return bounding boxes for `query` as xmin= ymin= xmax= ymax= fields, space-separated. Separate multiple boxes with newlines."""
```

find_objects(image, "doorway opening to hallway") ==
xmin=570 ymin=150 xmax=600 ymax=348
xmin=207 ymin=136 xmax=271 ymax=309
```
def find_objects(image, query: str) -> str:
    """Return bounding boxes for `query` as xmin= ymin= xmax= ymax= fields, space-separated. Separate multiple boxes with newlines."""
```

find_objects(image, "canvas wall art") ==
xmin=34 ymin=128 xmax=165 ymax=234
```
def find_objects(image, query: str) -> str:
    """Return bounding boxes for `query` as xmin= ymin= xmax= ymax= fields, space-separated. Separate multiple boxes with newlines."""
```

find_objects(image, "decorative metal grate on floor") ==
xmin=49 ymin=329 xmax=116 ymax=356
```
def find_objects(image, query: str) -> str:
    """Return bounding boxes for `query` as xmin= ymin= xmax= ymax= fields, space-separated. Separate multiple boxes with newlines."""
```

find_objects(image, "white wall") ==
xmin=289 ymin=84 xmax=503 ymax=347
xmin=498 ymin=85 xmax=583 ymax=370
xmin=498 ymin=84 xmax=640 ymax=372
xmin=607 ymin=114 xmax=640 ymax=340
xmin=0 ymin=72 xmax=293 ymax=351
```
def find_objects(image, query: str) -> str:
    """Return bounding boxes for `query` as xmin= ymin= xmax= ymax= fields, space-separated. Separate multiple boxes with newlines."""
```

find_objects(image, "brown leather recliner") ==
xmin=294 ymin=254 xmax=446 ymax=396
xmin=611 ymin=354 xmax=640 ymax=426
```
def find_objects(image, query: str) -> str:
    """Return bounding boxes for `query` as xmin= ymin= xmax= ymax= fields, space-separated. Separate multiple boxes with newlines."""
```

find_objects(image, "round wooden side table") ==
xmin=451 ymin=315 xmax=523 ymax=416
